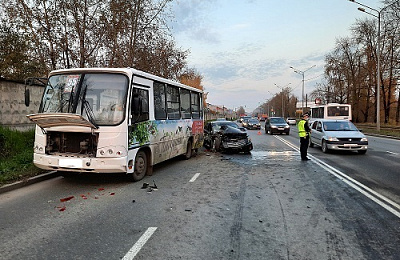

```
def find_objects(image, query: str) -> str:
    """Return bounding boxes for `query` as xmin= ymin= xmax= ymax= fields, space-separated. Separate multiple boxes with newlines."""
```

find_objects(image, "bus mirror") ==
xmin=24 ymin=88 xmax=30 ymax=107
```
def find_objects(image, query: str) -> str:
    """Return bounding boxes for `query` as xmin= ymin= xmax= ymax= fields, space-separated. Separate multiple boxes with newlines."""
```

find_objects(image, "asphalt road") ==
xmin=0 ymin=127 xmax=399 ymax=260
xmin=289 ymin=125 xmax=400 ymax=205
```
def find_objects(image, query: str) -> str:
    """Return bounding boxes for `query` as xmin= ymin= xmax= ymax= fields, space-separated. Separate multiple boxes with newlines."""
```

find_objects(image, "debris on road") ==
xmin=60 ymin=196 xmax=74 ymax=202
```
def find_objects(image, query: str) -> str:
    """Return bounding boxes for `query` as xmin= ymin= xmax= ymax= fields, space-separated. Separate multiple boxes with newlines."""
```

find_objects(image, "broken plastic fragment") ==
xmin=98 ymin=188 xmax=105 ymax=191
xmin=60 ymin=196 xmax=74 ymax=202
xmin=110 ymin=192 xmax=115 ymax=196
xmin=150 ymin=180 xmax=158 ymax=189
xmin=57 ymin=206 xmax=66 ymax=211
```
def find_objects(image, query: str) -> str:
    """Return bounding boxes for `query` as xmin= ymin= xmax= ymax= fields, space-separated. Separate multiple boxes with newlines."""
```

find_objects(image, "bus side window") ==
xmin=166 ymin=84 xmax=180 ymax=120
xmin=154 ymin=82 xmax=167 ymax=120
xmin=131 ymin=88 xmax=149 ymax=122
xmin=191 ymin=92 xmax=201 ymax=119
xmin=180 ymin=88 xmax=191 ymax=119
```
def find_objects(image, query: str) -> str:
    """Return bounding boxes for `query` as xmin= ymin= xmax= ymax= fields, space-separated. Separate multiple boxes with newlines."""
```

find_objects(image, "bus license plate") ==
xmin=59 ymin=158 xmax=83 ymax=168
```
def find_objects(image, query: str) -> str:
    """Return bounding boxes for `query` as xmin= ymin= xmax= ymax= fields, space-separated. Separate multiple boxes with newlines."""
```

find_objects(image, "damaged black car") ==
xmin=203 ymin=121 xmax=253 ymax=153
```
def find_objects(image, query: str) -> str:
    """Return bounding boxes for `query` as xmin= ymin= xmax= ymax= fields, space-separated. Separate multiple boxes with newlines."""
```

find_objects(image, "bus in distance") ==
xmin=309 ymin=103 xmax=352 ymax=121
xmin=27 ymin=68 xmax=204 ymax=181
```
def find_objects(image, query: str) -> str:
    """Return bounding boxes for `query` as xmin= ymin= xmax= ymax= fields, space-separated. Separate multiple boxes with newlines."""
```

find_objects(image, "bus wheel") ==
xmin=131 ymin=151 xmax=147 ymax=181
xmin=184 ymin=140 xmax=192 ymax=159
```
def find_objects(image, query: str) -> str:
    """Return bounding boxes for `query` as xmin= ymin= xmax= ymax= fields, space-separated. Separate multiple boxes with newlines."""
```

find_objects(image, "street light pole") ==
xmin=348 ymin=0 xmax=399 ymax=131
xmin=290 ymin=65 xmax=315 ymax=114
xmin=274 ymin=83 xmax=291 ymax=117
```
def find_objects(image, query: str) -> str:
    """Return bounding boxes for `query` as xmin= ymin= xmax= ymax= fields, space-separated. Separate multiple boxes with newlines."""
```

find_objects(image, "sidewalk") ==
xmin=0 ymin=171 xmax=59 ymax=194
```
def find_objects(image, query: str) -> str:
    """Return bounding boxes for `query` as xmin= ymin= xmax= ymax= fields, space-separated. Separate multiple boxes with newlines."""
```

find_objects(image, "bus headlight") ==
xmin=34 ymin=145 xmax=44 ymax=153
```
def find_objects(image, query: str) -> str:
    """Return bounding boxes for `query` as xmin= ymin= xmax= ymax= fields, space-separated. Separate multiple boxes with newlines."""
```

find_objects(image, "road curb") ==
xmin=365 ymin=133 xmax=400 ymax=140
xmin=0 ymin=171 xmax=60 ymax=195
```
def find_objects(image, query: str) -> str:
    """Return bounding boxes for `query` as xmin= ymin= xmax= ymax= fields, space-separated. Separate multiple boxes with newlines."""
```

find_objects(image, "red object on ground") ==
xmin=60 ymin=196 xmax=74 ymax=202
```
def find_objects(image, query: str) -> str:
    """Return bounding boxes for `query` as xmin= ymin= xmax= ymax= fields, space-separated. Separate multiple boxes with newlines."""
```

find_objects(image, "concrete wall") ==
xmin=0 ymin=80 xmax=44 ymax=131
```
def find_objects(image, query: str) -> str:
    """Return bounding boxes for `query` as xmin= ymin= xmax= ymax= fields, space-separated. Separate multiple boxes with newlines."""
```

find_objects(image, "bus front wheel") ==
xmin=131 ymin=151 xmax=147 ymax=181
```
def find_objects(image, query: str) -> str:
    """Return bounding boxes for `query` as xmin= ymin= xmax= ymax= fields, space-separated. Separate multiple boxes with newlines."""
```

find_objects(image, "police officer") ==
xmin=298 ymin=113 xmax=311 ymax=161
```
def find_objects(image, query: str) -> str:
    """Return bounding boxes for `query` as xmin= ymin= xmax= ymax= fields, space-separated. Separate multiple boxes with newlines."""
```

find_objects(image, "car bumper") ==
xmin=270 ymin=128 xmax=290 ymax=134
xmin=222 ymin=140 xmax=253 ymax=152
xmin=326 ymin=141 xmax=368 ymax=151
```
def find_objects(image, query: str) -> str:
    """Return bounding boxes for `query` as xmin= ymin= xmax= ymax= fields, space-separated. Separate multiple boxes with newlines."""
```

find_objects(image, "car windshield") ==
xmin=270 ymin=118 xmax=286 ymax=124
xmin=212 ymin=121 xmax=239 ymax=131
xmin=323 ymin=121 xmax=358 ymax=131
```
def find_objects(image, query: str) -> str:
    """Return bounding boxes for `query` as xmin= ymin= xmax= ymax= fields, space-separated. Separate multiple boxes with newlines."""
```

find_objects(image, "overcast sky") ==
xmin=168 ymin=0 xmax=383 ymax=113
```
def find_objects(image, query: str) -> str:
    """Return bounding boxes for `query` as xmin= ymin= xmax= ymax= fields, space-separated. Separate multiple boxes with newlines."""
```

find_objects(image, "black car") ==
xmin=245 ymin=118 xmax=261 ymax=130
xmin=265 ymin=117 xmax=290 ymax=135
xmin=203 ymin=121 xmax=253 ymax=153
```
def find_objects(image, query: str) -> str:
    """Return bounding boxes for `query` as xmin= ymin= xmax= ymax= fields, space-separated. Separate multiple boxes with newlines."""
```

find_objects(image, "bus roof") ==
xmin=49 ymin=67 xmax=203 ymax=93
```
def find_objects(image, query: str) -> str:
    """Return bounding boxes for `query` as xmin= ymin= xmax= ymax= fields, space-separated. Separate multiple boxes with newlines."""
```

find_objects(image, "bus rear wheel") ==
xmin=131 ymin=151 xmax=147 ymax=181
xmin=184 ymin=140 xmax=192 ymax=159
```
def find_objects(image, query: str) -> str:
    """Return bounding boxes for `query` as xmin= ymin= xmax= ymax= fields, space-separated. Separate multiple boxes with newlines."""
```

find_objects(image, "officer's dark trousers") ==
xmin=300 ymin=136 xmax=309 ymax=160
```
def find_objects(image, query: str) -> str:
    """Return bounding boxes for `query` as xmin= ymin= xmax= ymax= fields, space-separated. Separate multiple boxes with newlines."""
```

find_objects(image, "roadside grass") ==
xmin=355 ymin=123 xmax=400 ymax=138
xmin=0 ymin=126 xmax=45 ymax=186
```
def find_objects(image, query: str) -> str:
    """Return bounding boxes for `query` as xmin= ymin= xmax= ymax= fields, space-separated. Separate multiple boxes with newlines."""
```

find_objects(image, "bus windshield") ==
xmin=40 ymin=73 xmax=129 ymax=125
xmin=327 ymin=106 xmax=349 ymax=117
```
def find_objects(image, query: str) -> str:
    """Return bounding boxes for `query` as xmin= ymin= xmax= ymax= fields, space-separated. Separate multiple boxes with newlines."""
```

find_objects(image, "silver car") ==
xmin=309 ymin=119 xmax=368 ymax=154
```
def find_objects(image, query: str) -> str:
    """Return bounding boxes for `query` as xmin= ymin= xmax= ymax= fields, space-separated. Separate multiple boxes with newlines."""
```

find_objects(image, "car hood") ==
xmin=271 ymin=123 xmax=288 ymax=127
xmin=323 ymin=131 xmax=365 ymax=138
xmin=220 ymin=126 xmax=248 ymax=136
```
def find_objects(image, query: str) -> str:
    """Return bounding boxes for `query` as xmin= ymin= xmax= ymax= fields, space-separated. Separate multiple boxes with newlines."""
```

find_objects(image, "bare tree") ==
xmin=1 ymin=0 xmax=194 ymax=84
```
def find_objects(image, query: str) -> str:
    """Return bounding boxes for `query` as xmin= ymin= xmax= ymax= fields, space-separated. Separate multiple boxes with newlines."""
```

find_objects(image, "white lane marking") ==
xmin=275 ymin=135 xmax=400 ymax=219
xmin=189 ymin=172 xmax=201 ymax=182
xmin=386 ymin=151 xmax=398 ymax=155
xmin=122 ymin=227 xmax=157 ymax=260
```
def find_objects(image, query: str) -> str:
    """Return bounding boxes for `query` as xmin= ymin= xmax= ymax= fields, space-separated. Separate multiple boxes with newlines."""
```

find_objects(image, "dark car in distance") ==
xmin=265 ymin=117 xmax=290 ymax=135
xmin=203 ymin=121 xmax=253 ymax=153
xmin=245 ymin=118 xmax=261 ymax=130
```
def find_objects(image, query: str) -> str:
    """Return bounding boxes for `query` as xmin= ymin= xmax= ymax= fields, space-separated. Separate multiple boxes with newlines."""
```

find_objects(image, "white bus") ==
xmin=309 ymin=103 xmax=352 ymax=121
xmin=27 ymin=68 xmax=204 ymax=181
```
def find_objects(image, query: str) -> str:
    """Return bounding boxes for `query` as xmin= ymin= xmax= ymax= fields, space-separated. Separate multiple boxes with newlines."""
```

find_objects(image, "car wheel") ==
xmin=286 ymin=132 xmax=290 ymax=135
xmin=269 ymin=130 xmax=273 ymax=135
xmin=358 ymin=150 xmax=367 ymax=154
xmin=184 ymin=140 xmax=192 ymax=159
xmin=321 ymin=140 xmax=329 ymax=153
xmin=214 ymin=138 xmax=221 ymax=151
xmin=130 ymin=151 xmax=147 ymax=181
xmin=203 ymin=139 xmax=211 ymax=149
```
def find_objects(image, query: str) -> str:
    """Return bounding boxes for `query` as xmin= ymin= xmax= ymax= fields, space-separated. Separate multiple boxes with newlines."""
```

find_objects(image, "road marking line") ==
xmin=275 ymin=135 xmax=400 ymax=219
xmin=122 ymin=227 xmax=157 ymax=260
xmin=189 ymin=172 xmax=201 ymax=182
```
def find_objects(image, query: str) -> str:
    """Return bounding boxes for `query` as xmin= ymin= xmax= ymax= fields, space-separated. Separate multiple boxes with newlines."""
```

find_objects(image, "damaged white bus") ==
xmin=27 ymin=68 xmax=204 ymax=181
